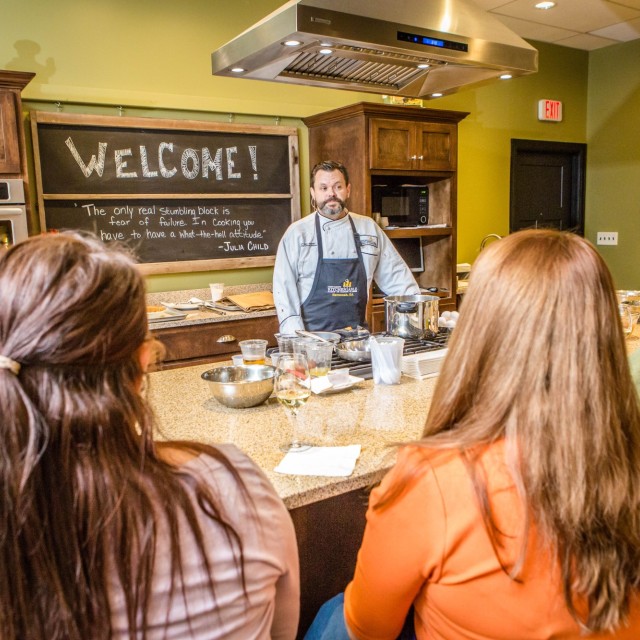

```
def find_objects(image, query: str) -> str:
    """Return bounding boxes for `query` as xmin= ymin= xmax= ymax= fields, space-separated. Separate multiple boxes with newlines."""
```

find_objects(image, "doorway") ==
xmin=510 ymin=139 xmax=586 ymax=234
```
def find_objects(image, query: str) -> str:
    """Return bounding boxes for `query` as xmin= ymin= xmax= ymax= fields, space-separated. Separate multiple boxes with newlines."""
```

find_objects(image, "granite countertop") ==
xmin=146 ymin=323 xmax=640 ymax=511
xmin=147 ymin=363 xmax=437 ymax=510
xmin=146 ymin=284 xmax=277 ymax=330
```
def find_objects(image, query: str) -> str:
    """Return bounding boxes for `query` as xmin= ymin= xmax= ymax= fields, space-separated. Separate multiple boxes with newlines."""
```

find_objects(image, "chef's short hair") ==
xmin=310 ymin=160 xmax=350 ymax=187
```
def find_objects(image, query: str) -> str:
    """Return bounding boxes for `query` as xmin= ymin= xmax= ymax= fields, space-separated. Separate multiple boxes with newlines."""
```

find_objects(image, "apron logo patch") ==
xmin=358 ymin=235 xmax=378 ymax=249
xmin=327 ymin=279 xmax=358 ymax=297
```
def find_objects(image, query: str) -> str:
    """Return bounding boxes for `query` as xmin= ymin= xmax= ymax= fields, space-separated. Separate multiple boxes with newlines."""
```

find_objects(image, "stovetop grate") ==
xmin=333 ymin=331 xmax=450 ymax=379
xmin=269 ymin=331 xmax=450 ymax=380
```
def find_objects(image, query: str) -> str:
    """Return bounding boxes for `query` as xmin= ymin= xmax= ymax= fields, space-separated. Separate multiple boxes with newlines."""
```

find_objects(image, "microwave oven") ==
xmin=372 ymin=184 xmax=429 ymax=227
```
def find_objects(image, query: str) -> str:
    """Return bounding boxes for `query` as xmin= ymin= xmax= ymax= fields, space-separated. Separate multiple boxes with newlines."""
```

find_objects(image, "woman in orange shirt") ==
xmin=307 ymin=229 xmax=640 ymax=640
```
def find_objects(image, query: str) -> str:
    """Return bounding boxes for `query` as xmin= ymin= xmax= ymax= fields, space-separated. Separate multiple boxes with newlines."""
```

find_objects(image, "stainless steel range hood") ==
xmin=211 ymin=0 xmax=538 ymax=98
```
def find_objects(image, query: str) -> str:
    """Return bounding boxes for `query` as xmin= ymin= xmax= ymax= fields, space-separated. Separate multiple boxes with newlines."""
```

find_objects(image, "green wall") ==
xmin=3 ymin=0 xmax=603 ymax=292
xmin=434 ymin=41 xmax=588 ymax=263
xmin=586 ymin=39 xmax=640 ymax=289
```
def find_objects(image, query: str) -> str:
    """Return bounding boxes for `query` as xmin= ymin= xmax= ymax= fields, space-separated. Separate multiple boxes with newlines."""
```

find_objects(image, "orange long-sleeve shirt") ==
xmin=344 ymin=441 xmax=640 ymax=640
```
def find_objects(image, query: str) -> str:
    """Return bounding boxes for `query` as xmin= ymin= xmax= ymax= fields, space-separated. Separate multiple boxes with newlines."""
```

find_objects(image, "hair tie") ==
xmin=0 ymin=355 xmax=21 ymax=376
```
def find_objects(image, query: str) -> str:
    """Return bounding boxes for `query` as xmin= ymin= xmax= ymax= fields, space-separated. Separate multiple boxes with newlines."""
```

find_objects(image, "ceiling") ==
xmin=472 ymin=0 xmax=640 ymax=49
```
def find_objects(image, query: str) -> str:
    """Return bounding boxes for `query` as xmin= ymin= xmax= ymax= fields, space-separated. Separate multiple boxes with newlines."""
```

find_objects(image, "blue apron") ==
xmin=301 ymin=213 xmax=369 ymax=332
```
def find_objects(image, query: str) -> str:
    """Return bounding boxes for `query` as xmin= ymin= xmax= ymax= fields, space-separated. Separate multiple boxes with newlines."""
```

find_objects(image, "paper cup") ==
xmin=370 ymin=336 xmax=404 ymax=384
xmin=209 ymin=283 xmax=224 ymax=302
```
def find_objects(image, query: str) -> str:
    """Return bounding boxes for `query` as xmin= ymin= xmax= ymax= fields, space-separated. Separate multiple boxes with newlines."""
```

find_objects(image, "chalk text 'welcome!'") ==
xmin=64 ymin=137 xmax=260 ymax=181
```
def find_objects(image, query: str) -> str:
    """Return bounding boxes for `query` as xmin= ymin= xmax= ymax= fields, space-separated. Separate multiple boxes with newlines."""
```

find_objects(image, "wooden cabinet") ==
xmin=0 ymin=70 xmax=35 ymax=243
xmin=150 ymin=314 xmax=279 ymax=370
xmin=370 ymin=118 xmax=457 ymax=171
xmin=0 ymin=71 xmax=34 ymax=178
xmin=369 ymin=300 xmax=386 ymax=333
xmin=0 ymin=92 xmax=21 ymax=174
xmin=303 ymin=102 xmax=468 ymax=322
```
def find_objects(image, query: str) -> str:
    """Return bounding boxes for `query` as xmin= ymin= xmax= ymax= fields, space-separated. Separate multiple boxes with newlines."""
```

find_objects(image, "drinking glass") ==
xmin=239 ymin=339 xmax=268 ymax=365
xmin=275 ymin=333 xmax=297 ymax=354
xmin=274 ymin=353 xmax=312 ymax=452
xmin=292 ymin=336 xmax=315 ymax=355
xmin=305 ymin=341 xmax=334 ymax=377
xmin=620 ymin=303 xmax=634 ymax=338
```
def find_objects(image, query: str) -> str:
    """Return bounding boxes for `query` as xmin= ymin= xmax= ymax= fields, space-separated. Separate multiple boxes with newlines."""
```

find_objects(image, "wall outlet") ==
xmin=596 ymin=232 xmax=618 ymax=245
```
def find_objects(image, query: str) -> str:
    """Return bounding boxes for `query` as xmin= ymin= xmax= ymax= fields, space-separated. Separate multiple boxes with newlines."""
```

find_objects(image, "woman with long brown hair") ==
xmin=0 ymin=232 xmax=299 ymax=640
xmin=308 ymin=229 xmax=640 ymax=639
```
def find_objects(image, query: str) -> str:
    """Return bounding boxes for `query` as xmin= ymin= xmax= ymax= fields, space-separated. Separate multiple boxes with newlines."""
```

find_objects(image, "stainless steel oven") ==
xmin=0 ymin=178 xmax=29 ymax=248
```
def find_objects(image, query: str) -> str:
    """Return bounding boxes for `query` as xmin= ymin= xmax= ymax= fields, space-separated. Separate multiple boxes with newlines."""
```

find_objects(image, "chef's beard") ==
xmin=317 ymin=197 xmax=347 ymax=218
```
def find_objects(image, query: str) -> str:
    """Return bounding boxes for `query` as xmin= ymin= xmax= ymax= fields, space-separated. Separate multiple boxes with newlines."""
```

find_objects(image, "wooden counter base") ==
xmin=146 ymin=286 xmax=280 ymax=370
xmin=291 ymin=488 xmax=370 ymax=638
xmin=152 ymin=314 xmax=279 ymax=370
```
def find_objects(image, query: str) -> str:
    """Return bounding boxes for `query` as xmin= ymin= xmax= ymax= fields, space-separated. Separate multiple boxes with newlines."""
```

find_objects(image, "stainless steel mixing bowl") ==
xmin=335 ymin=338 xmax=372 ymax=362
xmin=201 ymin=364 xmax=275 ymax=408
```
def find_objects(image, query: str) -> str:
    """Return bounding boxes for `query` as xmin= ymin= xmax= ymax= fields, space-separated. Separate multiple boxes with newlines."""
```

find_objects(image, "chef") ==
xmin=273 ymin=160 xmax=420 ymax=333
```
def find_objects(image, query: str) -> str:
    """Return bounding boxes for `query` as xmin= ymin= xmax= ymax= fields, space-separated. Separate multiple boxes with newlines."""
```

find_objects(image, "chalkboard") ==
xmin=45 ymin=198 xmax=291 ymax=263
xmin=31 ymin=112 xmax=300 ymax=274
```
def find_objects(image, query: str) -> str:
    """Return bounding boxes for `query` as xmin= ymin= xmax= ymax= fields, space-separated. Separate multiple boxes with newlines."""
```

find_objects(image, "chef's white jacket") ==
xmin=273 ymin=211 xmax=420 ymax=334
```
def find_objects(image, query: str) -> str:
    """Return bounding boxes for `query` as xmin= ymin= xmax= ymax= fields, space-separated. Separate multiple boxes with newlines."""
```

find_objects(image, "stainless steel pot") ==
xmin=384 ymin=294 xmax=439 ymax=340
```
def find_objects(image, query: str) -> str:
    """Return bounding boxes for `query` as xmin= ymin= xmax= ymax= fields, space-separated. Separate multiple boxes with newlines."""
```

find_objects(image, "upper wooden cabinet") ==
xmin=0 ymin=71 xmax=34 ymax=177
xmin=0 ymin=92 xmax=21 ymax=174
xmin=303 ymin=102 xmax=468 ymax=314
xmin=370 ymin=119 xmax=457 ymax=171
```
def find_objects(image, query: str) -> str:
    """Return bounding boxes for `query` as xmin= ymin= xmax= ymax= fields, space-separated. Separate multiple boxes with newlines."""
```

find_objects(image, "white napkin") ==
xmin=274 ymin=444 xmax=362 ymax=477
xmin=309 ymin=375 xmax=362 ymax=394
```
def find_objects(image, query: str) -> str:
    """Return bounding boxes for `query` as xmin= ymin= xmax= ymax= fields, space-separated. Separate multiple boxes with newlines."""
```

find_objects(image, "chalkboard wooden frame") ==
xmin=31 ymin=111 xmax=300 ymax=275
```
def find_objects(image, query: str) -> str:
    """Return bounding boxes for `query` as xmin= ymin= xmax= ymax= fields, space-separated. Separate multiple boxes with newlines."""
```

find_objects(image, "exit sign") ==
xmin=538 ymin=99 xmax=563 ymax=122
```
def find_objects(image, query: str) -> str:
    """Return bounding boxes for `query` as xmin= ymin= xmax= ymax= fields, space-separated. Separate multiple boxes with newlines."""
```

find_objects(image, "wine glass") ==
xmin=619 ymin=303 xmax=634 ymax=339
xmin=274 ymin=353 xmax=312 ymax=452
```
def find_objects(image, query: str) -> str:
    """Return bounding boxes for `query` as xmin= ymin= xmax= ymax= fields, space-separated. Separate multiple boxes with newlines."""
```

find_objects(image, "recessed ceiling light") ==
xmin=230 ymin=67 xmax=245 ymax=73
xmin=320 ymin=42 xmax=332 ymax=47
xmin=535 ymin=1 xmax=556 ymax=9
xmin=284 ymin=40 xmax=302 ymax=46
xmin=417 ymin=63 xmax=430 ymax=69
xmin=319 ymin=48 xmax=333 ymax=55
xmin=431 ymin=92 xmax=443 ymax=97
xmin=500 ymin=73 xmax=513 ymax=79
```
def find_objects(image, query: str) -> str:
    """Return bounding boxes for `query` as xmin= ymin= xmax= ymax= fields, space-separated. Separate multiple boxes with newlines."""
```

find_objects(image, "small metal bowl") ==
xmin=316 ymin=331 xmax=341 ymax=343
xmin=201 ymin=365 xmax=275 ymax=408
xmin=298 ymin=330 xmax=341 ymax=344
xmin=335 ymin=327 xmax=370 ymax=341
xmin=335 ymin=338 xmax=372 ymax=362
